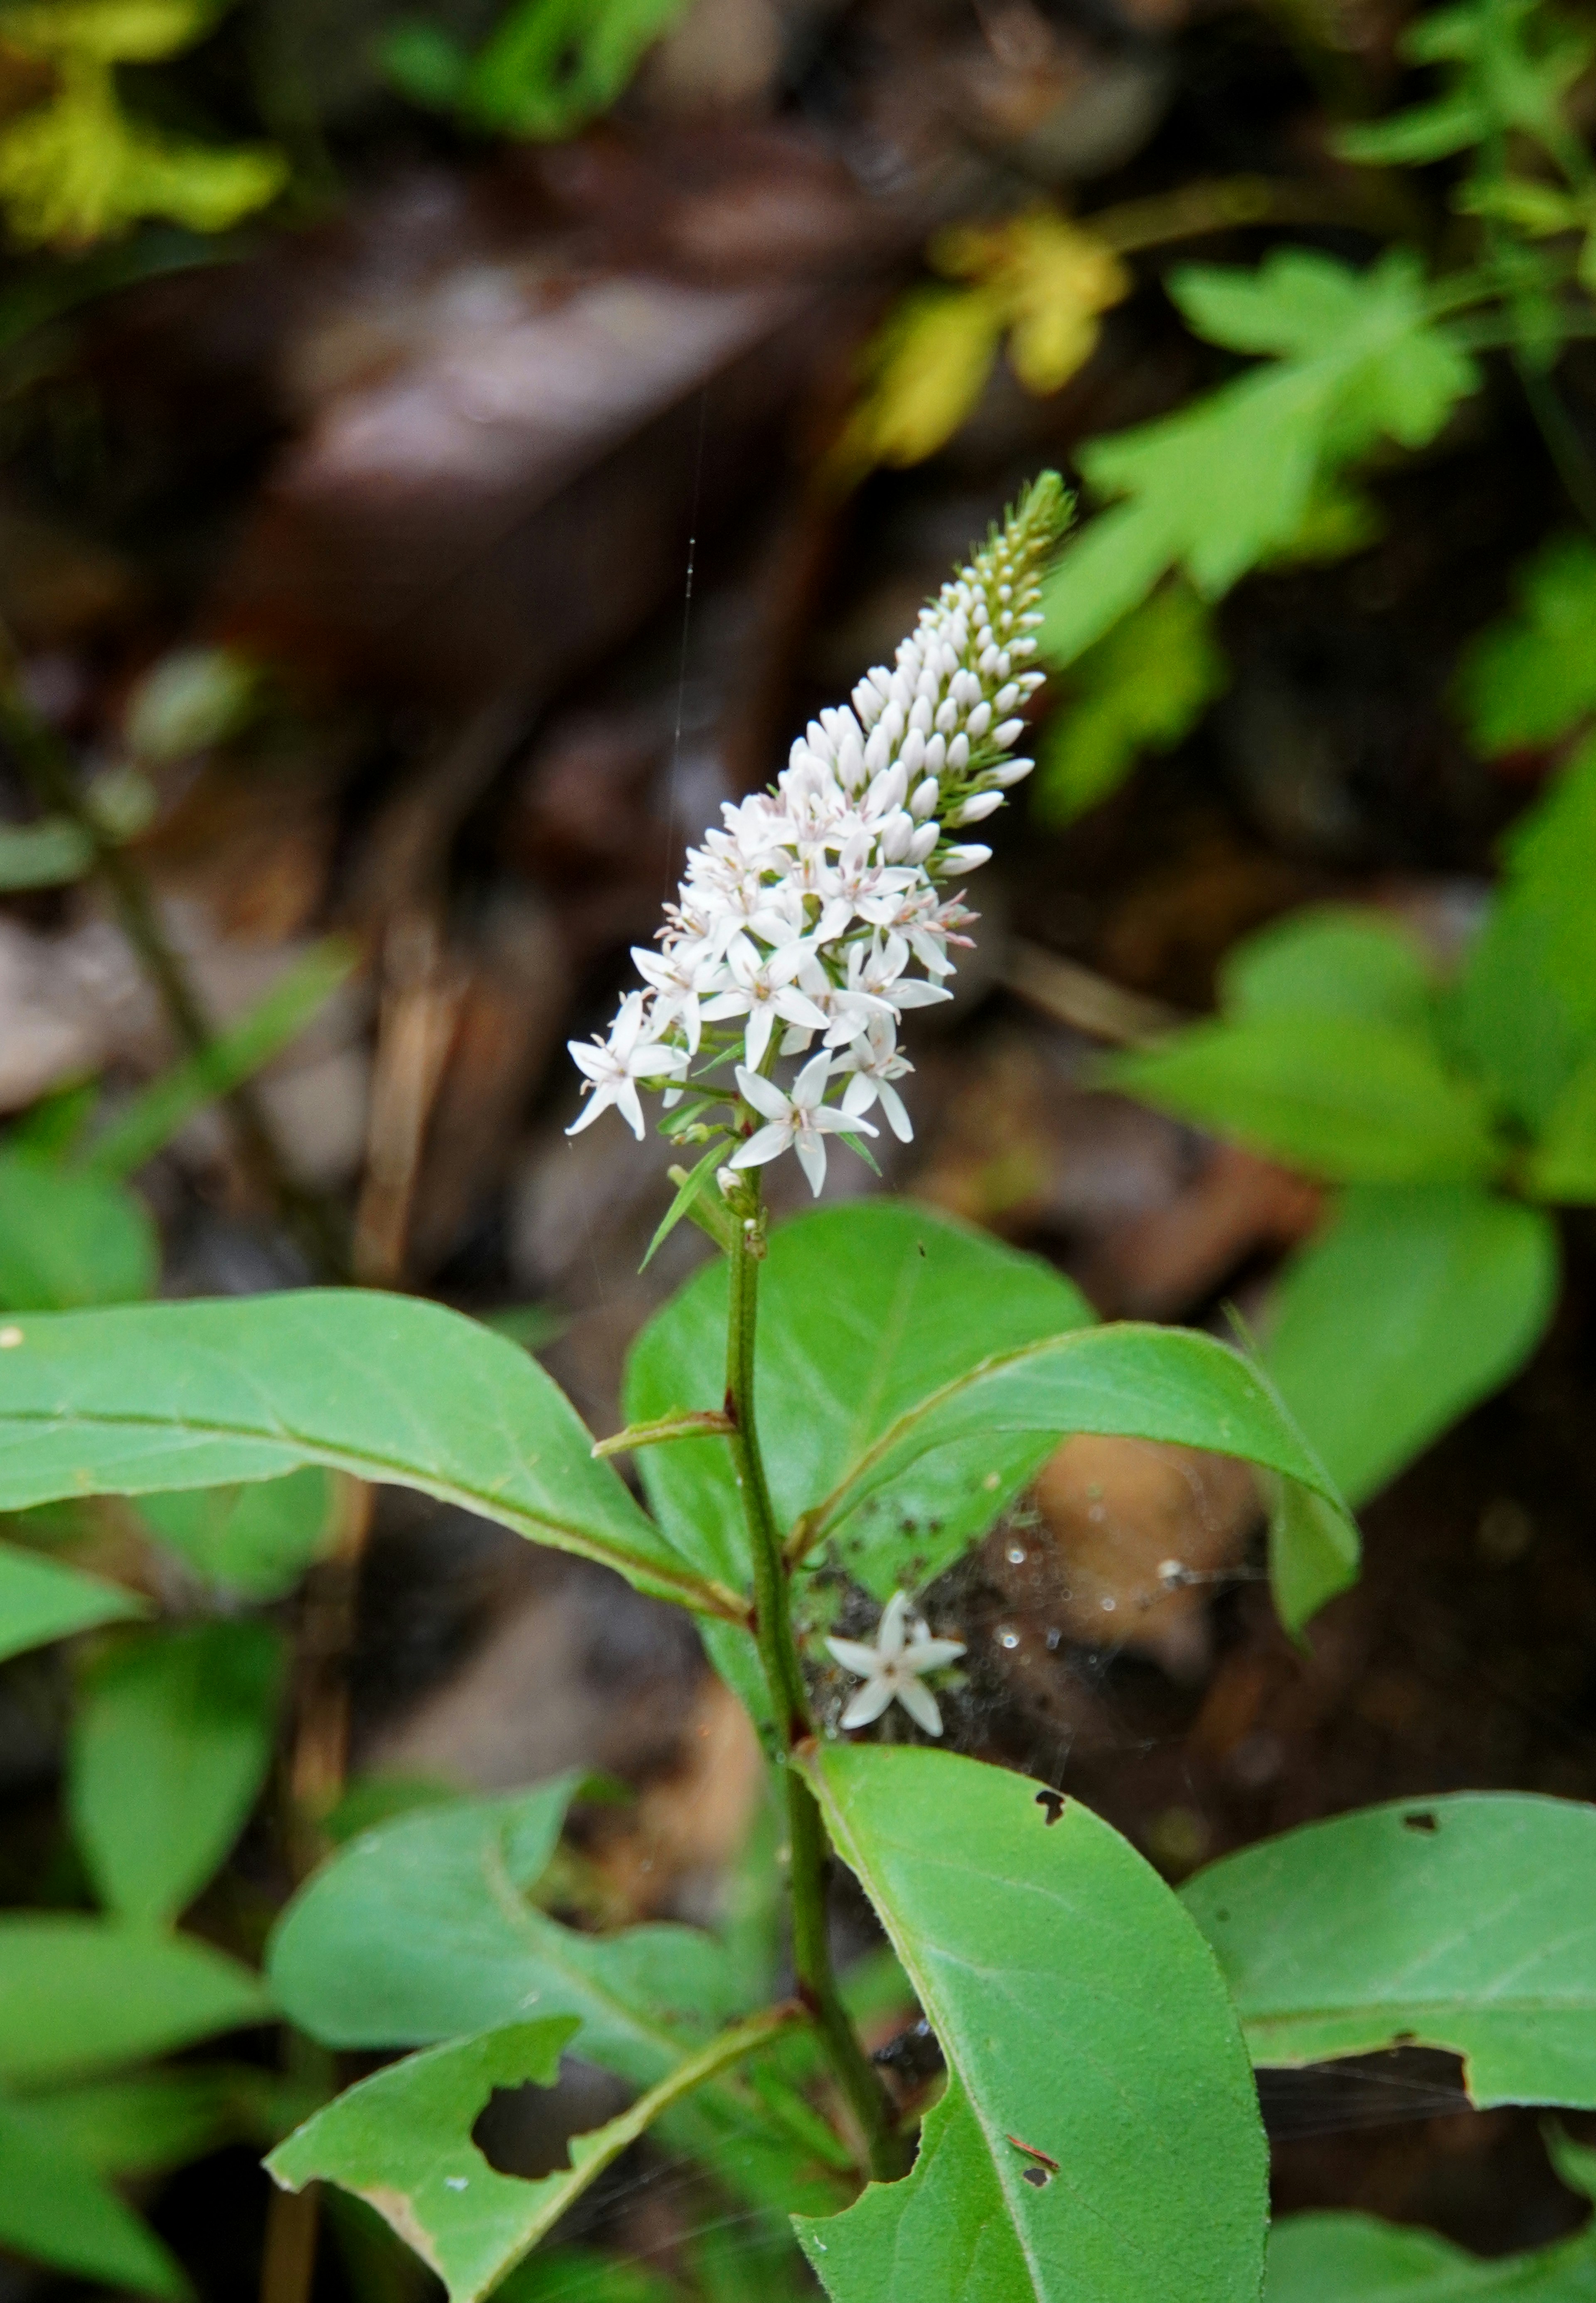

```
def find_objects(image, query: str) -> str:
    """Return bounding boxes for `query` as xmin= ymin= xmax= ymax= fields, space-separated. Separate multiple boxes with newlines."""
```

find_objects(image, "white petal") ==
xmin=793 ymin=1049 xmax=835 ymax=1107
xmin=736 ymin=1067 xmax=791 ymax=1122
xmin=841 ymin=1677 xmax=896 ymax=1729
xmin=841 ymin=1072 xmax=877 ymax=1118
xmin=795 ymin=1132 xmax=829 ymax=1195
xmin=904 ymin=1636 xmax=965 ymax=1671
xmin=730 ymin=1122 xmax=793 ymax=1170
xmin=894 ymin=1675 xmax=944 ymax=1736
xmin=614 ymin=1079 xmax=646 ymax=1140
xmin=877 ymin=1079 xmax=914 ymax=1143
xmin=564 ymin=1091 xmax=611 ymax=1137
xmin=826 ymin=1636 xmax=884 ymax=1675
xmin=877 ymin=1591 xmax=911 ymax=1659
xmin=744 ymin=1004 xmax=775 ymax=1072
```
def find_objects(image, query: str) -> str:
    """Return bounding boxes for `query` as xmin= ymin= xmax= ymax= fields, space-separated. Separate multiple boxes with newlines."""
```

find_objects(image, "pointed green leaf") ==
xmin=1265 ymin=2210 xmax=1596 ymax=2303
xmin=1528 ymin=1046 xmax=1596 ymax=1200
xmin=1264 ymin=1184 xmax=1559 ymax=1503
xmin=0 ymin=1540 xmax=143 ymax=1662
xmin=1221 ymin=906 xmax=1436 ymax=1035
xmin=0 ymin=1152 xmax=157 ymax=1310
xmin=795 ymin=1744 xmax=1267 ymax=2303
xmin=0 ymin=2096 xmax=187 ymax=2300
xmin=1104 ymin=1014 xmax=1500 ymax=1184
xmin=1034 ymin=579 xmax=1227 ymax=823
xmin=268 ymin=2004 xmax=801 ymax=2303
xmin=268 ymin=1785 xmax=846 ymax=2217
xmin=134 ymin=1466 xmax=337 ymax=1599
xmin=15 ymin=2066 xmax=242 ymax=2175
xmin=1456 ymin=534 xmax=1596 ymax=754
xmin=71 ymin=1619 xmax=285 ymax=1924
xmin=1182 ymin=1794 xmax=1596 ymax=2105
xmin=1453 ymin=739 xmax=1596 ymax=1130
xmin=0 ymin=1917 xmax=268 ymax=2082
xmin=0 ymin=1291 xmax=737 ymax=1620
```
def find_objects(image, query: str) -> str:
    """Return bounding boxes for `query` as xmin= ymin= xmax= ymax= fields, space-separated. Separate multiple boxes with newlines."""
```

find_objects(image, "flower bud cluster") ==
xmin=567 ymin=474 xmax=1066 ymax=1193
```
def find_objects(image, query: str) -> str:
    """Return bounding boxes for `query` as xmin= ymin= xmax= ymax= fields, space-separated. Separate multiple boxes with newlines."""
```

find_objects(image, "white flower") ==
xmin=564 ymin=475 xmax=1067 ymax=1179
xmin=729 ymin=1053 xmax=870 ymax=1197
xmin=567 ymin=994 xmax=687 ymax=1140
xmin=826 ymin=1591 xmax=966 ymax=1736
xmin=839 ymin=1015 xmax=915 ymax=1142
xmin=701 ymin=936 xmax=830 ymax=1070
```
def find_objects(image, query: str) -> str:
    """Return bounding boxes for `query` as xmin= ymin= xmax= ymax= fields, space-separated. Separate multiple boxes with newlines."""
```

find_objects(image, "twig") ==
xmin=0 ymin=623 xmax=345 ymax=1273
xmin=351 ymin=911 xmax=468 ymax=1288
xmin=1003 ymin=939 xmax=1185 ymax=1046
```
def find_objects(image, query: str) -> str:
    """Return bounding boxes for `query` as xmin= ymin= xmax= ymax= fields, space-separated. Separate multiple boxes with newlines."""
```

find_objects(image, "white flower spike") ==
xmin=565 ymin=475 xmax=1067 ymax=1179
xmin=826 ymin=1591 xmax=967 ymax=1737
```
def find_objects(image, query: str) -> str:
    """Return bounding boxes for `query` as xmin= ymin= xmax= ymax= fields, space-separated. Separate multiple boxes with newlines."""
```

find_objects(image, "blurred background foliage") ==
xmin=3 ymin=0 xmax=1596 ymax=2295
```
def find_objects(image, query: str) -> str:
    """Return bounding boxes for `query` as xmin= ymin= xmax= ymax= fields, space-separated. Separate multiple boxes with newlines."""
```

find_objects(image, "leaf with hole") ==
xmin=71 ymin=1619 xmax=285 ymax=1925
xmin=268 ymin=1783 xmax=846 ymax=2216
xmin=268 ymin=2004 xmax=802 ymax=2303
xmin=1182 ymin=1794 xmax=1596 ymax=2104
xmin=0 ymin=1291 xmax=736 ymax=1620
xmin=794 ymin=1743 xmax=1266 ymax=2303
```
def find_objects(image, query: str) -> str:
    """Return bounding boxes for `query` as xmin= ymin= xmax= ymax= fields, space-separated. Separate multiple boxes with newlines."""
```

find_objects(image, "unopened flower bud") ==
xmin=946 ymin=732 xmax=970 ymax=770
xmin=965 ymin=702 xmax=992 ymax=740
xmin=943 ymin=842 xmax=993 ymax=871
xmin=909 ymin=776 xmax=940 ymax=819
xmin=990 ymin=755 xmax=1034 ymax=786
xmin=993 ymin=717 xmax=1026 ymax=749
xmin=951 ymin=790 xmax=1004 ymax=825
xmin=993 ymin=683 xmax=1020 ymax=715
xmin=907 ymin=821 xmax=940 ymax=864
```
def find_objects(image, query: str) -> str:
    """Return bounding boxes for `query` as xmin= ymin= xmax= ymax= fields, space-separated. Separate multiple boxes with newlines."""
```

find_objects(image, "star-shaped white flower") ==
xmin=825 ymin=1591 xmax=966 ymax=1736
xmin=729 ymin=1052 xmax=868 ymax=1197
xmin=701 ymin=936 xmax=829 ymax=1069
xmin=566 ymin=994 xmax=686 ymax=1140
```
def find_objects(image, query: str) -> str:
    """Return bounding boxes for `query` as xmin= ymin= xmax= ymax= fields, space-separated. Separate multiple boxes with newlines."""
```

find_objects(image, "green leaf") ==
xmin=627 ymin=1200 xmax=1095 ymax=1608
xmin=1264 ymin=1183 xmax=1558 ymax=1504
xmin=70 ymin=1619 xmax=284 ymax=1924
xmin=0 ymin=2096 xmax=187 ymax=2300
xmin=1266 ymin=1478 xmax=1361 ymax=1640
xmin=1104 ymin=1014 xmax=1500 ymax=1183
xmin=1527 ymin=1046 xmax=1596 ymax=1199
xmin=0 ymin=1540 xmax=143 ymax=1662
xmin=0 ymin=815 xmax=94 ymax=890
xmin=0 ymin=1290 xmax=737 ymax=1620
xmin=1041 ymin=251 xmax=1478 ymax=662
xmin=135 ymin=1466 xmax=337 ymax=1599
xmin=1182 ymin=1793 xmax=1596 ymax=2104
xmin=1265 ymin=2209 xmax=1596 ymax=2303
xmin=0 ymin=1916 xmax=268 ymax=2082
xmin=0 ymin=1151 xmax=157 ymax=1309
xmin=14 ymin=2065 xmax=241 ymax=2174
xmin=268 ymin=1785 xmax=847 ymax=2217
xmin=1456 ymin=535 xmax=1596 ymax=754
xmin=493 ymin=2244 xmax=679 ymax=2303
xmin=1454 ymin=738 xmax=1596 ymax=1131
xmin=268 ymin=2004 xmax=801 ymax=2303
xmin=795 ymin=1744 xmax=1267 ymax=2303
xmin=389 ymin=0 xmax=693 ymax=138
xmin=83 ymin=938 xmax=358 ymax=1182
xmin=1221 ymin=906 xmax=1436 ymax=1034
xmin=1034 ymin=579 xmax=1227 ymax=823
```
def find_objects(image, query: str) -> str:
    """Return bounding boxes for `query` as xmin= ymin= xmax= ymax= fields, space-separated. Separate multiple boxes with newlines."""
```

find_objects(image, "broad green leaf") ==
xmin=1041 ymin=252 xmax=1478 ymax=661
xmin=1222 ymin=907 xmax=1436 ymax=1035
xmin=1182 ymin=1793 xmax=1596 ymax=2104
xmin=1456 ymin=535 xmax=1596 ymax=754
xmin=1264 ymin=1184 xmax=1558 ymax=1504
xmin=1034 ymin=579 xmax=1227 ymax=823
xmin=269 ymin=2004 xmax=800 ymax=2303
xmin=0 ymin=1540 xmax=143 ymax=1662
xmin=0 ymin=1917 xmax=268 ymax=2082
xmin=1265 ymin=2210 xmax=1596 ymax=2303
xmin=0 ymin=1291 xmax=736 ymax=1619
xmin=0 ymin=2096 xmax=186 ymax=2300
xmin=268 ymin=1785 xmax=846 ymax=2216
xmin=1528 ymin=1047 xmax=1596 ymax=1200
xmin=15 ymin=2066 xmax=241 ymax=2174
xmin=626 ymin=1200 xmax=1095 ymax=1608
xmin=71 ymin=1619 xmax=285 ymax=1924
xmin=84 ymin=938 xmax=358 ymax=1182
xmin=1455 ymin=739 xmax=1596 ymax=1130
xmin=1104 ymin=1014 xmax=1500 ymax=1183
xmin=135 ymin=1467 xmax=338 ymax=1599
xmin=796 ymin=1744 xmax=1266 ymax=2303
xmin=0 ymin=1151 xmax=157 ymax=1309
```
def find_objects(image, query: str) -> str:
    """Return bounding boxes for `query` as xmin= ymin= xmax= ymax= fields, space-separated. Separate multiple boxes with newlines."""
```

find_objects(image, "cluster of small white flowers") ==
xmin=568 ymin=476 xmax=1066 ymax=1194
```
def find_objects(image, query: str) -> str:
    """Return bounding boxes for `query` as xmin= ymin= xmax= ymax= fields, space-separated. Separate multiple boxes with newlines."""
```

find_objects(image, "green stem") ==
xmin=724 ymin=1184 xmax=906 ymax=2183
